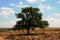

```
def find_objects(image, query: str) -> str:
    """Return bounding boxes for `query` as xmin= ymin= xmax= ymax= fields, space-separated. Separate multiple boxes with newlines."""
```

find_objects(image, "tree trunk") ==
xmin=27 ymin=26 xmax=30 ymax=34
xmin=27 ymin=28 xmax=29 ymax=34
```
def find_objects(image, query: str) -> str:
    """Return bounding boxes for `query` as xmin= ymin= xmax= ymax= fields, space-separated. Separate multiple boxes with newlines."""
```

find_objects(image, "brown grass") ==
xmin=0 ymin=28 xmax=60 ymax=40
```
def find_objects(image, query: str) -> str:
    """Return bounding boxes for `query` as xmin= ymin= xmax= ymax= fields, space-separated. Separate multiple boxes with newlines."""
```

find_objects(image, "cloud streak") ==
xmin=0 ymin=20 xmax=16 ymax=28
xmin=58 ymin=0 xmax=60 ymax=3
xmin=0 ymin=7 xmax=15 ymax=18
xmin=38 ymin=4 xmax=52 ymax=12
xmin=10 ymin=3 xmax=15 ymax=6
xmin=26 ymin=0 xmax=37 ymax=3
xmin=45 ymin=18 xmax=60 ymax=28
xmin=54 ymin=13 xmax=60 ymax=16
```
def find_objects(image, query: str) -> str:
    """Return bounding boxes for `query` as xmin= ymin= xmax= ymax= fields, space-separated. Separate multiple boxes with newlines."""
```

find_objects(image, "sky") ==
xmin=0 ymin=0 xmax=60 ymax=28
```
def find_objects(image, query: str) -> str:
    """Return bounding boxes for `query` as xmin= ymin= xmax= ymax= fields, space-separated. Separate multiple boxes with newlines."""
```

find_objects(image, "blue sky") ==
xmin=0 ymin=0 xmax=60 ymax=28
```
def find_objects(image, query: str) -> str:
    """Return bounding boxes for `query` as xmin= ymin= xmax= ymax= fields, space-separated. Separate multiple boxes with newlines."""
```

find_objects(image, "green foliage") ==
xmin=12 ymin=7 xmax=49 ymax=34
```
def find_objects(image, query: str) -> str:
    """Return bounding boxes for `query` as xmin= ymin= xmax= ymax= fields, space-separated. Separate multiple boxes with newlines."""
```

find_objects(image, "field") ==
xmin=0 ymin=28 xmax=60 ymax=40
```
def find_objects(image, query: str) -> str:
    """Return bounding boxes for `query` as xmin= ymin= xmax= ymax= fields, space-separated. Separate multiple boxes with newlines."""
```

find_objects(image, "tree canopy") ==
xmin=12 ymin=7 xmax=49 ymax=34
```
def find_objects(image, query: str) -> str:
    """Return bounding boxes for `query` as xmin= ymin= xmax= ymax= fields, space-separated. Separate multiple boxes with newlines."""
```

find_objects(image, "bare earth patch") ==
xmin=0 ymin=36 xmax=4 ymax=40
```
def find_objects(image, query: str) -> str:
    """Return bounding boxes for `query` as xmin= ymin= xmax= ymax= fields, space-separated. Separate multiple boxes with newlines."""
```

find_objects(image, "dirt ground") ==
xmin=0 ymin=36 xmax=4 ymax=40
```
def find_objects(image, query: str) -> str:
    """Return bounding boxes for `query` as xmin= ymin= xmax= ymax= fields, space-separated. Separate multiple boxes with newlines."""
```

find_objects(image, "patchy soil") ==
xmin=0 ymin=36 xmax=4 ymax=40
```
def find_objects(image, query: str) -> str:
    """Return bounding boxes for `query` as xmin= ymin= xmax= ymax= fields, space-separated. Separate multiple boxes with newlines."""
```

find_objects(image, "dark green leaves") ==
xmin=12 ymin=7 xmax=49 ymax=33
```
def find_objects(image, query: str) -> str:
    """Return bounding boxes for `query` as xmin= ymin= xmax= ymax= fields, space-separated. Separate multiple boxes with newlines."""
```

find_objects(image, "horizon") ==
xmin=0 ymin=0 xmax=60 ymax=28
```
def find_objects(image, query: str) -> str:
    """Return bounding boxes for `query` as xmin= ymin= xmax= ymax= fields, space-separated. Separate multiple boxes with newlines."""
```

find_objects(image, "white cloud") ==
xmin=44 ymin=17 xmax=60 ymax=28
xmin=10 ymin=3 xmax=15 ymax=6
xmin=19 ymin=1 xmax=23 ymax=5
xmin=26 ymin=0 xmax=45 ymax=4
xmin=26 ymin=0 xmax=37 ymax=3
xmin=10 ymin=1 xmax=29 ymax=8
xmin=54 ymin=13 xmax=60 ymax=16
xmin=46 ymin=6 xmax=51 ymax=10
xmin=17 ymin=4 xmax=29 ymax=8
xmin=58 ymin=0 xmax=60 ymax=3
xmin=38 ymin=4 xmax=45 ymax=12
xmin=43 ymin=13 xmax=60 ymax=28
xmin=10 ymin=21 xmax=16 ymax=24
xmin=0 ymin=7 xmax=15 ymax=18
xmin=40 ymin=0 xmax=45 ymax=2
xmin=36 ymin=0 xmax=46 ymax=4
xmin=23 ymin=5 xmax=30 ymax=8
xmin=38 ymin=4 xmax=45 ymax=9
xmin=17 ymin=5 xmax=23 ymax=8
xmin=0 ymin=20 xmax=16 ymax=28
xmin=38 ymin=4 xmax=52 ymax=12
xmin=38 ymin=0 xmax=52 ymax=12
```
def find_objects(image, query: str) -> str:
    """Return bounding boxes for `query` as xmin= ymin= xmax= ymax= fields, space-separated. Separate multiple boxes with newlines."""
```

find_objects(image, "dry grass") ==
xmin=0 ymin=28 xmax=60 ymax=40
